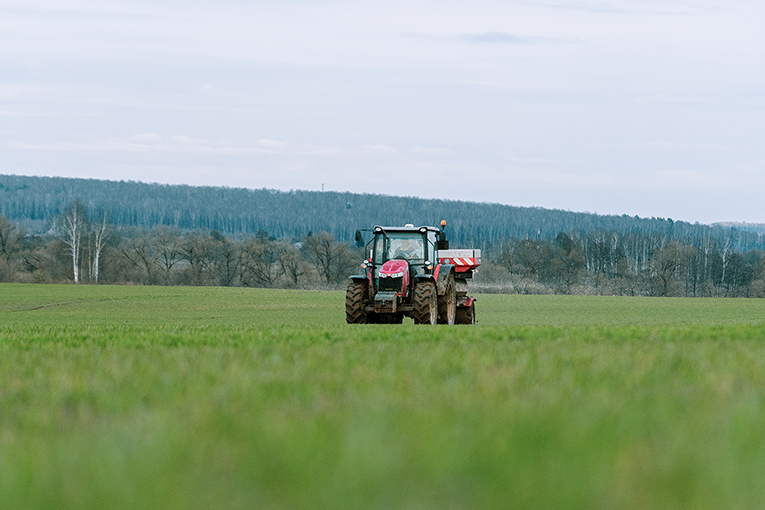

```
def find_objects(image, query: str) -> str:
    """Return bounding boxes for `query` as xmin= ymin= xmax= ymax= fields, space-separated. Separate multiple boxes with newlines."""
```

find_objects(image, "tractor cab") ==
xmin=371 ymin=225 xmax=438 ymax=278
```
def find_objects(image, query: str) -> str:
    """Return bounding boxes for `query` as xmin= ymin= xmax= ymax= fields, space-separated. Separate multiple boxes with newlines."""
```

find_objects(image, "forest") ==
xmin=2 ymin=173 xmax=764 ymax=253
xmin=2 ymin=176 xmax=765 ymax=297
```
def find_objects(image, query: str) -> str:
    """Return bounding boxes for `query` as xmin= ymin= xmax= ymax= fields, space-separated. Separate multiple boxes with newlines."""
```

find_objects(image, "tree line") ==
xmin=3 ymin=174 xmax=765 ymax=253
xmin=480 ymin=230 xmax=765 ymax=298
xmin=0 ymin=205 xmax=360 ymax=289
xmin=2 ymin=204 xmax=765 ymax=298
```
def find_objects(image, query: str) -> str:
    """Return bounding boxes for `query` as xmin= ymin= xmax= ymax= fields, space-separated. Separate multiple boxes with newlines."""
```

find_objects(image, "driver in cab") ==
xmin=393 ymin=239 xmax=417 ymax=260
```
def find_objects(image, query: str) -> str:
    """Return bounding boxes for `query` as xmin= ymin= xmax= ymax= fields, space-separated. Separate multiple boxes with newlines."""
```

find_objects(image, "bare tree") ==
xmin=549 ymin=233 xmax=585 ymax=294
xmin=120 ymin=232 xmax=156 ymax=284
xmin=213 ymin=231 xmax=240 ymax=286
xmin=302 ymin=231 xmax=355 ymax=285
xmin=494 ymin=237 xmax=522 ymax=275
xmin=182 ymin=230 xmax=239 ymax=286
xmin=277 ymin=239 xmax=308 ymax=286
xmin=88 ymin=210 xmax=110 ymax=284
xmin=60 ymin=201 xmax=88 ymax=283
xmin=240 ymin=236 xmax=280 ymax=287
xmin=0 ymin=215 xmax=24 ymax=281
xmin=650 ymin=241 xmax=693 ymax=296
xmin=517 ymin=239 xmax=550 ymax=279
xmin=152 ymin=226 xmax=184 ymax=284
xmin=0 ymin=215 xmax=22 ymax=258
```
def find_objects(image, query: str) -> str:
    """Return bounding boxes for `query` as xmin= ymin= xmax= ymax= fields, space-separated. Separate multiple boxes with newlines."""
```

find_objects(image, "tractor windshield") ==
xmin=374 ymin=233 xmax=426 ymax=264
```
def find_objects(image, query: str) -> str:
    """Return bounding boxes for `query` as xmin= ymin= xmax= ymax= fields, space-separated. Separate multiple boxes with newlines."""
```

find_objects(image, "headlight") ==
xmin=379 ymin=273 xmax=386 ymax=278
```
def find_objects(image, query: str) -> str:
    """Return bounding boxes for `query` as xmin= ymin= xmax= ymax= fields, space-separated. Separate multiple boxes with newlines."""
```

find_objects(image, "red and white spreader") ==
xmin=438 ymin=249 xmax=480 ymax=324
xmin=438 ymin=249 xmax=481 ymax=274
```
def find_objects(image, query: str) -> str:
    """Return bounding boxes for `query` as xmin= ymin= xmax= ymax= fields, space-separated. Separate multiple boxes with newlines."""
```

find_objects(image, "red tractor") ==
xmin=346 ymin=221 xmax=480 ymax=325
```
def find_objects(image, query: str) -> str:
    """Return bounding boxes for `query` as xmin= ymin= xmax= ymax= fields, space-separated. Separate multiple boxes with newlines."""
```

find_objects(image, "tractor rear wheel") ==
xmin=437 ymin=272 xmax=456 ymax=325
xmin=455 ymin=301 xmax=476 ymax=325
xmin=412 ymin=281 xmax=437 ymax=325
xmin=346 ymin=281 xmax=368 ymax=323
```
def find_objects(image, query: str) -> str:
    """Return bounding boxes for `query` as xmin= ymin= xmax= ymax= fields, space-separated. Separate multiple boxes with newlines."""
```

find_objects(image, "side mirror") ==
xmin=437 ymin=229 xmax=448 ymax=250
xmin=354 ymin=230 xmax=364 ymax=247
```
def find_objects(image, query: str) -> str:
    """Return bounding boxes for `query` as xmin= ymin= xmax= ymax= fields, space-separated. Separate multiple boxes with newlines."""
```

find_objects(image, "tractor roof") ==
xmin=374 ymin=225 xmax=441 ymax=234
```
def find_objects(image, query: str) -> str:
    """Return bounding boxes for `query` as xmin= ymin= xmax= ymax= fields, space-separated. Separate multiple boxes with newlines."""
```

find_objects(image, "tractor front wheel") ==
xmin=346 ymin=281 xmax=368 ymax=323
xmin=412 ymin=281 xmax=437 ymax=325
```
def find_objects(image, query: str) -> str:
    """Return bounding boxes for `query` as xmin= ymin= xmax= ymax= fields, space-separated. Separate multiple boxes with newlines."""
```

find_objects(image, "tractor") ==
xmin=346 ymin=221 xmax=480 ymax=325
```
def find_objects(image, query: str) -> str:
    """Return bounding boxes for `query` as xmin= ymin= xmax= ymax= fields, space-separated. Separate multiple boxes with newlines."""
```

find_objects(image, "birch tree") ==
xmin=60 ymin=201 xmax=88 ymax=283
xmin=88 ymin=210 xmax=110 ymax=283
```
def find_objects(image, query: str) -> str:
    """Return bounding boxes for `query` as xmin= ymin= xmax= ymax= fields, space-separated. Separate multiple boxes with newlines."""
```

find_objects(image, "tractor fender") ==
xmin=434 ymin=264 xmax=455 ymax=296
xmin=413 ymin=274 xmax=435 ymax=286
xmin=349 ymin=275 xmax=372 ymax=302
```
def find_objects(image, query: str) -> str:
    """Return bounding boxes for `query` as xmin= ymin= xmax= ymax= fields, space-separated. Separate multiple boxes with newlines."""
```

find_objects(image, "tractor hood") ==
xmin=379 ymin=259 xmax=408 ymax=277
xmin=378 ymin=259 xmax=410 ymax=297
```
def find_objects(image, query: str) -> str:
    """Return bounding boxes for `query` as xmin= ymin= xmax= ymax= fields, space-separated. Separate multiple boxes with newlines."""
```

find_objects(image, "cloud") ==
xmin=128 ymin=133 xmax=163 ymax=144
xmin=648 ymin=169 xmax=730 ymax=190
xmin=77 ymin=97 xmax=113 ymax=104
xmin=634 ymin=94 xmax=710 ymax=105
xmin=457 ymin=32 xmax=531 ymax=44
xmin=502 ymin=168 xmax=616 ymax=187
xmin=3 ymin=135 xmax=274 ymax=155
xmin=594 ymin=141 xmax=727 ymax=150
xmin=410 ymin=146 xmax=451 ymax=155
xmin=171 ymin=135 xmax=210 ymax=146
xmin=355 ymin=144 xmax=399 ymax=157
xmin=256 ymin=139 xmax=287 ymax=148
xmin=299 ymin=145 xmax=343 ymax=156
xmin=3 ymin=135 xmax=353 ymax=158
xmin=505 ymin=156 xmax=555 ymax=164
xmin=519 ymin=0 xmax=715 ymax=15
xmin=410 ymin=31 xmax=573 ymax=46
xmin=0 ymin=110 xmax=51 ymax=117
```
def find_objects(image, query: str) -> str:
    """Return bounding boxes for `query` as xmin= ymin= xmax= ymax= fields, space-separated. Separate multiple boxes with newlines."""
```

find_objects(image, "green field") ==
xmin=2 ymin=283 xmax=765 ymax=509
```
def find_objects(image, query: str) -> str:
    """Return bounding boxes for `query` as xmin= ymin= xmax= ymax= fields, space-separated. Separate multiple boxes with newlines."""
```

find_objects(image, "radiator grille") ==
xmin=378 ymin=277 xmax=403 ymax=293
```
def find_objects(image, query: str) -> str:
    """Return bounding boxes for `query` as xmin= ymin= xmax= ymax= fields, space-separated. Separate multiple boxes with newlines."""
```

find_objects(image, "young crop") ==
xmin=2 ymin=283 xmax=765 ymax=510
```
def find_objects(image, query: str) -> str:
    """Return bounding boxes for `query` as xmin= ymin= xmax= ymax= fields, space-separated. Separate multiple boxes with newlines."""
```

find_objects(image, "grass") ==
xmin=2 ymin=283 xmax=765 ymax=509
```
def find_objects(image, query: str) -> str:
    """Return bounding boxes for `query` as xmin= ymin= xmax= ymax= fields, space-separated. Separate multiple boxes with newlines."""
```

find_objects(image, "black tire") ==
xmin=455 ymin=302 xmax=476 ymax=325
xmin=346 ymin=281 xmax=368 ymax=324
xmin=412 ymin=281 xmax=437 ymax=325
xmin=437 ymin=272 xmax=456 ymax=325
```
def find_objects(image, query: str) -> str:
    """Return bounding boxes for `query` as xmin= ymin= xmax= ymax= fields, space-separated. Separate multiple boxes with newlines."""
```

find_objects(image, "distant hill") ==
xmin=713 ymin=222 xmax=765 ymax=236
xmin=1 ymin=174 xmax=763 ymax=251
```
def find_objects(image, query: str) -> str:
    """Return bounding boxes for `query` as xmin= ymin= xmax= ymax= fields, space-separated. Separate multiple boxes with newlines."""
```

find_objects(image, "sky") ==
xmin=1 ymin=0 xmax=764 ymax=224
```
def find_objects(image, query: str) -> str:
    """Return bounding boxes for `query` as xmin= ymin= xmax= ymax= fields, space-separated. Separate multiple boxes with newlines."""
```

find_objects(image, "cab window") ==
xmin=386 ymin=234 xmax=424 ymax=261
